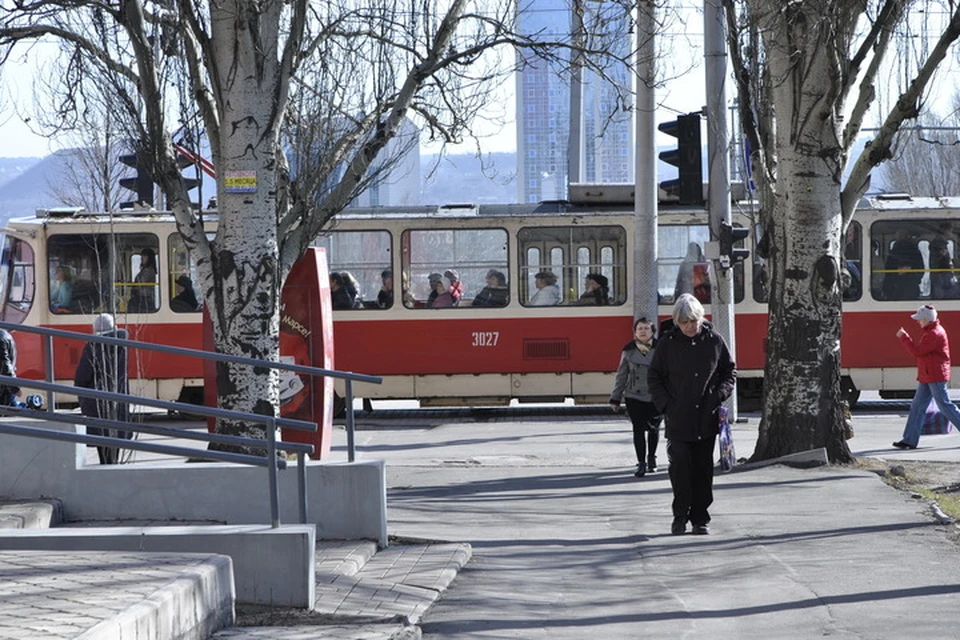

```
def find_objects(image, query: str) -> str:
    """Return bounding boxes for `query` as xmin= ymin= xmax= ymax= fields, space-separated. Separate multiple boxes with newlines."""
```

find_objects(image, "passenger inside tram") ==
xmin=930 ymin=243 xmax=960 ymax=299
xmin=49 ymin=265 xmax=73 ymax=313
xmin=472 ymin=270 xmax=508 ymax=307
xmin=427 ymin=273 xmax=456 ymax=308
xmin=575 ymin=273 xmax=610 ymax=305
xmin=376 ymin=269 xmax=393 ymax=309
xmin=127 ymin=248 xmax=158 ymax=313
xmin=674 ymin=242 xmax=708 ymax=302
xmin=329 ymin=272 xmax=355 ymax=310
xmin=530 ymin=270 xmax=561 ymax=306
xmin=170 ymin=275 xmax=200 ymax=312
xmin=881 ymin=234 xmax=924 ymax=300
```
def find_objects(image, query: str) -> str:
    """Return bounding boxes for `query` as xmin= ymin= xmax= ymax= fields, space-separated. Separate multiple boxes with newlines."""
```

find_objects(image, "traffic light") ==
xmin=658 ymin=113 xmax=703 ymax=205
xmin=718 ymin=221 xmax=750 ymax=270
xmin=119 ymin=149 xmax=154 ymax=209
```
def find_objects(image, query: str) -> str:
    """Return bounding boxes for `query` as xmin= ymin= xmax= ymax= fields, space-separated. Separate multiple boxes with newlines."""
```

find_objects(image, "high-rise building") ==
xmin=515 ymin=0 xmax=634 ymax=204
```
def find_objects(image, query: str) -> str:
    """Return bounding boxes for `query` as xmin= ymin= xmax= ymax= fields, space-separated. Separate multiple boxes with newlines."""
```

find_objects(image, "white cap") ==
xmin=92 ymin=313 xmax=115 ymax=334
xmin=911 ymin=304 xmax=938 ymax=323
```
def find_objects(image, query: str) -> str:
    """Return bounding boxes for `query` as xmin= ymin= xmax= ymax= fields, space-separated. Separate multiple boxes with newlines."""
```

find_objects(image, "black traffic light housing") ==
xmin=718 ymin=221 xmax=750 ymax=270
xmin=658 ymin=113 xmax=703 ymax=205
xmin=119 ymin=149 xmax=155 ymax=209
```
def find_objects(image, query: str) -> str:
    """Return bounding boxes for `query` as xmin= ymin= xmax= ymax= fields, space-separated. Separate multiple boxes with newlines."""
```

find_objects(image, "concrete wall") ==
xmin=0 ymin=418 xmax=388 ymax=546
xmin=0 ymin=524 xmax=315 ymax=607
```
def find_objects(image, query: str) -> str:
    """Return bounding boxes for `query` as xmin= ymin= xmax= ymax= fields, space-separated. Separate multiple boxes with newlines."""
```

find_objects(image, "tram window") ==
xmin=518 ymin=226 xmax=626 ymax=307
xmin=0 ymin=236 xmax=34 ymax=324
xmin=316 ymin=230 xmax=393 ymax=309
xmin=659 ymin=225 xmax=744 ymax=305
xmin=842 ymin=222 xmax=862 ymax=301
xmin=120 ymin=235 xmax=160 ymax=314
xmin=400 ymin=228 xmax=509 ymax=309
xmin=870 ymin=219 xmax=956 ymax=301
xmin=47 ymin=233 xmax=159 ymax=316
xmin=752 ymin=223 xmax=863 ymax=303
xmin=167 ymin=234 xmax=204 ymax=313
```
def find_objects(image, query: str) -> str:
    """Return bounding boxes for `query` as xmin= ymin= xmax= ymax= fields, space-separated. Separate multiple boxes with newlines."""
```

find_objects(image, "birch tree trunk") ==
xmin=747 ymin=1 xmax=853 ymax=462
xmin=202 ymin=2 xmax=285 ymax=443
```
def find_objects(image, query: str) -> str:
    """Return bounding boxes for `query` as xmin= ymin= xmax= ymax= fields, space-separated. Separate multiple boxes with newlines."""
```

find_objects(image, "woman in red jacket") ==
xmin=894 ymin=304 xmax=960 ymax=449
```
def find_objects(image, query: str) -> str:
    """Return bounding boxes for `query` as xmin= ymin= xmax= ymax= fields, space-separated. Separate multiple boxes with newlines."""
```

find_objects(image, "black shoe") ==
xmin=671 ymin=518 xmax=686 ymax=535
xmin=634 ymin=464 xmax=646 ymax=478
xmin=647 ymin=457 xmax=658 ymax=473
xmin=892 ymin=440 xmax=917 ymax=450
xmin=692 ymin=524 xmax=710 ymax=535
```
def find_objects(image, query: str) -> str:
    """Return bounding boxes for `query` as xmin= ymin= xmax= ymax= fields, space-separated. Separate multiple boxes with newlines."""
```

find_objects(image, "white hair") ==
xmin=673 ymin=293 xmax=705 ymax=325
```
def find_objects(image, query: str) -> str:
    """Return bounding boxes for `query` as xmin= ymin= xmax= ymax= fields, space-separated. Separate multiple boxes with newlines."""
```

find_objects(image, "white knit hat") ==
xmin=92 ymin=313 xmax=115 ymax=334
xmin=911 ymin=304 xmax=938 ymax=323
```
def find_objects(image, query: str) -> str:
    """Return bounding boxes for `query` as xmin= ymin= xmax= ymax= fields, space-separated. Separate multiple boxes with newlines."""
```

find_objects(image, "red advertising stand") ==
xmin=203 ymin=247 xmax=335 ymax=459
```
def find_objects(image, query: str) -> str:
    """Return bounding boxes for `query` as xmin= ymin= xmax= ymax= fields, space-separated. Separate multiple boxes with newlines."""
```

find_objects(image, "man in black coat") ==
xmin=74 ymin=313 xmax=131 ymax=464
xmin=649 ymin=293 xmax=736 ymax=535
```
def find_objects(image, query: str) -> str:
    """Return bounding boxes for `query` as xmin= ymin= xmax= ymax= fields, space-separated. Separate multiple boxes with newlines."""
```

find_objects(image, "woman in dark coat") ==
xmin=74 ymin=313 xmax=130 ymax=464
xmin=649 ymin=293 xmax=736 ymax=535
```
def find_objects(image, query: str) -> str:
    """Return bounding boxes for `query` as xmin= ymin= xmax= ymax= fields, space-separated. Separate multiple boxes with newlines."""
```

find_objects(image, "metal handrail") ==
xmin=0 ymin=379 xmax=310 ymax=528
xmin=0 ymin=320 xmax=383 ymax=526
xmin=0 ymin=320 xmax=382 ymax=461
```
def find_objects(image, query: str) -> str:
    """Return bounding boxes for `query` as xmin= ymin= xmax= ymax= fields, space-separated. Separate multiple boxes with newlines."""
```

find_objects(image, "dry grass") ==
xmin=850 ymin=457 xmax=960 ymax=522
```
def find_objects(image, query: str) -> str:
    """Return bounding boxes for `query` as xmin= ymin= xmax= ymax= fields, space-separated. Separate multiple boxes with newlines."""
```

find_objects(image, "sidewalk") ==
xmin=363 ymin=406 xmax=960 ymax=639
xmin=1 ymin=405 xmax=959 ymax=638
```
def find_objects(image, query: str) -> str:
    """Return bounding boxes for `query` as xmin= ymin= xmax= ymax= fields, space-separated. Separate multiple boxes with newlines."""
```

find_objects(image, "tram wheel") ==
xmin=841 ymin=377 xmax=860 ymax=409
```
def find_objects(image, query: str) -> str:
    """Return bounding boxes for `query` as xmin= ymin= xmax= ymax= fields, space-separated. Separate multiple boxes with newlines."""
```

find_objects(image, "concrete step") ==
xmin=312 ymin=539 xmax=472 ymax=625
xmin=0 ymin=499 xmax=62 ymax=529
xmin=214 ymin=539 xmax=470 ymax=638
xmin=0 ymin=549 xmax=234 ymax=639
xmin=0 ymin=498 xmax=471 ymax=637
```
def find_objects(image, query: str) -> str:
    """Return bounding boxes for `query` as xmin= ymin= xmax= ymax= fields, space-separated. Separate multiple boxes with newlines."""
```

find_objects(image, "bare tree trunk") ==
xmin=755 ymin=151 xmax=852 ymax=462
xmin=750 ymin=6 xmax=853 ymax=462
xmin=203 ymin=1 xmax=285 ymax=444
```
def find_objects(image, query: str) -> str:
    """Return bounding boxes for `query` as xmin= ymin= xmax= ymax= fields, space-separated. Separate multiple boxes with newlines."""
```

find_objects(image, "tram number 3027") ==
xmin=471 ymin=331 xmax=500 ymax=347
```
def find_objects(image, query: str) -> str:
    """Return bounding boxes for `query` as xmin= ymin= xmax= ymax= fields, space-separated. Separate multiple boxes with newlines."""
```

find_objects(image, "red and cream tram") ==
xmin=0 ymin=193 xmax=957 ymax=409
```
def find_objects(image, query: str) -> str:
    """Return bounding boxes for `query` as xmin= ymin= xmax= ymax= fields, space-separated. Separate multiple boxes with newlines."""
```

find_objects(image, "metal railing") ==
xmin=0 ymin=321 xmax=382 ymax=528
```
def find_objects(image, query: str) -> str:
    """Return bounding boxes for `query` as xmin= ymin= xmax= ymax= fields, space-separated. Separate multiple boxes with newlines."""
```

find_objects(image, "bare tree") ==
xmin=0 ymin=0 xmax=641 ymax=450
xmin=880 ymin=100 xmax=960 ymax=196
xmin=725 ymin=0 xmax=960 ymax=463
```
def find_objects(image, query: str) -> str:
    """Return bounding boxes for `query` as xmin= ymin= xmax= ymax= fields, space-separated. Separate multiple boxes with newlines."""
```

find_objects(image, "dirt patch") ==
xmin=851 ymin=458 xmax=960 ymax=544
xmin=851 ymin=458 xmax=960 ymax=493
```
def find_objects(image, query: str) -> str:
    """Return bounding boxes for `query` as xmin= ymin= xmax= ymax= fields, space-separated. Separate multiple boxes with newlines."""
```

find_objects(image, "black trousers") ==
xmin=624 ymin=398 xmax=661 ymax=466
xmin=667 ymin=437 xmax=716 ymax=526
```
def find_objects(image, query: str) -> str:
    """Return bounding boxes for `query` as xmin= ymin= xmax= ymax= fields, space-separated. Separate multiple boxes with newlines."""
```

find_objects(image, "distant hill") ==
xmin=0 ymin=153 xmax=74 ymax=225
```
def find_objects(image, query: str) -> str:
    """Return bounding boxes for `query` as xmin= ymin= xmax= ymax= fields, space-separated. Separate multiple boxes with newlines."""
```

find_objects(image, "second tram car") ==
xmin=1 ymin=194 xmax=957 ymax=409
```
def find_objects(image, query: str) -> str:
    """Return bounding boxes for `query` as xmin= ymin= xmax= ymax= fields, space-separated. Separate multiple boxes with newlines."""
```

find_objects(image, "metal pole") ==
xmin=345 ymin=379 xmax=356 ymax=462
xmin=704 ymin=0 xmax=737 ymax=418
xmin=266 ymin=415 xmax=280 ymax=528
xmin=297 ymin=453 xmax=307 ymax=524
xmin=569 ymin=0 xmax=585 ymax=191
xmin=635 ymin=0 xmax=659 ymax=322
xmin=43 ymin=335 xmax=55 ymax=410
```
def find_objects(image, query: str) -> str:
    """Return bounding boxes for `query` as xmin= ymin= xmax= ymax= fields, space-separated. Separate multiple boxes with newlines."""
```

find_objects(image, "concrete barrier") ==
xmin=0 ymin=418 xmax=388 ymax=546
xmin=0 ymin=524 xmax=315 ymax=607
